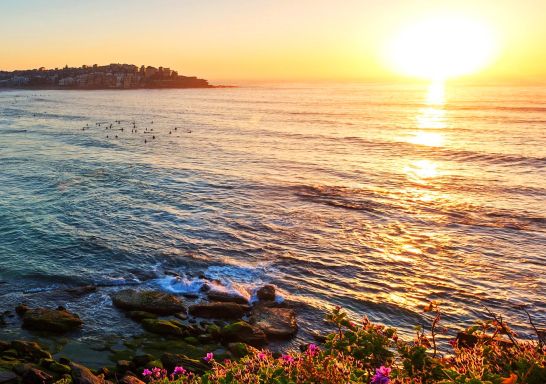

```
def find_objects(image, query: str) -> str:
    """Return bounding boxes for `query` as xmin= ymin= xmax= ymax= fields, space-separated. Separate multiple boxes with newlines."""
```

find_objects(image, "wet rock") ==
xmin=250 ymin=306 xmax=297 ymax=339
xmin=221 ymin=321 xmax=267 ymax=347
xmin=174 ymin=312 xmax=187 ymax=321
xmin=111 ymin=290 xmax=185 ymax=315
xmin=120 ymin=375 xmax=145 ymax=384
xmin=127 ymin=311 xmax=157 ymax=322
xmin=0 ymin=371 xmax=18 ymax=384
xmin=188 ymin=302 xmax=250 ymax=319
xmin=160 ymin=353 xmax=208 ymax=374
xmin=11 ymin=341 xmax=51 ymax=361
xmin=227 ymin=342 xmax=252 ymax=358
xmin=207 ymin=290 xmax=249 ymax=304
xmin=256 ymin=285 xmax=276 ymax=301
xmin=0 ymin=341 xmax=9 ymax=351
xmin=65 ymin=285 xmax=97 ymax=297
xmin=141 ymin=319 xmax=185 ymax=336
xmin=22 ymin=367 xmax=53 ymax=384
xmin=70 ymin=362 xmax=105 ymax=384
xmin=21 ymin=307 xmax=83 ymax=333
xmin=15 ymin=304 xmax=29 ymax=316
xmin=48 ymin=361 xmax=71 ymax=374
xmin=116 ymin=360 xmax=133 ymax=373
xmin=131 ymin=355 xmax=154 ymax=368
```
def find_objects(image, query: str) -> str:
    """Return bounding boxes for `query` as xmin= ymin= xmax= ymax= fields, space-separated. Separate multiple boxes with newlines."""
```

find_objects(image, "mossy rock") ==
xmin=127 ymin=311 xmax=158 ymax=322
xmin=221 ymin=321 xmax=267 ymax=347
xmin=141 ymin=319 xmax=186 ymax=336
xmin=110 ymin=349 xmax=134 ymax=363
xmin=144 ymin=360 xmax=163 ymax=369
xmin=206 ymin=324 xmax=221 ymax=339
xmin=160 ymin=353 xmax=207 ymax=374
xmin=227 ymin=342 xmax=251 ymax=358
xmin=49 ymin=361 xmax=71 ymax=374
xmin=22 ymin=308 xmax=83 ymax=333
xmin=11 ymin=341 xmax=52 ymax=361
xmin=111 ymin=289 xmax=186 ymax=315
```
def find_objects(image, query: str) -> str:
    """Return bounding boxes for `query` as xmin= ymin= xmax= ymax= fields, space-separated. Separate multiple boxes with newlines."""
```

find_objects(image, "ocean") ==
xmin=0 ymin=83 xmax=545 ymax=362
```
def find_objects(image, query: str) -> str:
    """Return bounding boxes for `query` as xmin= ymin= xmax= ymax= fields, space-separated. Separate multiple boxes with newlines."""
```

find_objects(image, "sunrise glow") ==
xmin=386 ymin=15 xmax=498 ymax=80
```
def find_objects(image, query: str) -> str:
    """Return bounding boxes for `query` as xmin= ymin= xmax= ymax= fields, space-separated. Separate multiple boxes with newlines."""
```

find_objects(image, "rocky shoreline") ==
xmin=0 ymin=283 xmax=301 ymax=384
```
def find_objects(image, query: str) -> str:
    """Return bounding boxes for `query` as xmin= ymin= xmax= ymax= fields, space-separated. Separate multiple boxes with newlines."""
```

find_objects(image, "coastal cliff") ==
xmin=0 ymin=63 xmax=213 ymax=89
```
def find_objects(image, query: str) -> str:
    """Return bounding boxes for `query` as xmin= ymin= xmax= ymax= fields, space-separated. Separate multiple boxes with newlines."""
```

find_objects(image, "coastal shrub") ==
xmin=140 ymin=305 xmax=545 ymax=384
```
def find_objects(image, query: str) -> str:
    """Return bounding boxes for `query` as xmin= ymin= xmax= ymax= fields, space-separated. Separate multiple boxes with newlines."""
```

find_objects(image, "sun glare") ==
xmin=386 ymin=15 xmax=497 ymax=80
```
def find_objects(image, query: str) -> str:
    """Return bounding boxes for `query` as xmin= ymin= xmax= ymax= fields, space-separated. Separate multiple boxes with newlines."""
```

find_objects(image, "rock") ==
xmin=207 ymin=290 xmax=249 ymax=305
xmin=127 ymin=311 xmax=157 ymax=322
xmin=221 ymin=321 xmax=267 ymax=347
xmin=70 ymin=362 xmax=105 ymax=384
xmin=15 ymin=304 xmax=29 ymax=316
xmin=11 ymin=341 xmax=51 ymax=361
xmin=227 ymin=342 xmax=252 ymax=358
xmin=131 ymin=355 xmax=154 ymax=368
xmin=256 ymin=285 xmax=276 ymax=301
xmin=143 ymin=360 xmax=162 ymax=369
xmin=250 ymin=307 xmax=297 ymax=339
xmin=160 ymin=353 xmax=208 ymax=374
xmin=120 ymin=375 xmax=145 ymax=384
xmin=140 ymin=319 xmax=185 ymax=336
xmin=64 ymin=285 xmax=97 ymax=297
xmin=22 ymin=367 xmax=53 ymax=384
xmin=0 ymin=371 xmax=18 ymax=384
xmin=188 ymin=303 xmax=250 ymax=319
xmin=48 ymin=361 xmax=71 ymax=374
xmin=22 ymin=308 xmax=83 ymax=333
xmin=116 ymin=360 xmax=133 ymax=373
xmin=111 ymin=290 xmax=185 ymax=315
xmin=0 ymin=341 xmax=9 ymax=351
xmin=174 ymin=313 xmax=187 ymax=321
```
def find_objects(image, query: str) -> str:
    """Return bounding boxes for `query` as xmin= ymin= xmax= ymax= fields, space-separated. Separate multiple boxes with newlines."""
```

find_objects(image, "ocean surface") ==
xmin=0 ymin=83 xmax=545 ymax=359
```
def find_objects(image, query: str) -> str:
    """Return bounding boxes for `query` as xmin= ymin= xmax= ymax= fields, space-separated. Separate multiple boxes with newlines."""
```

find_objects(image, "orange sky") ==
xmin=1 ymin=0 xmax=545 ymax=83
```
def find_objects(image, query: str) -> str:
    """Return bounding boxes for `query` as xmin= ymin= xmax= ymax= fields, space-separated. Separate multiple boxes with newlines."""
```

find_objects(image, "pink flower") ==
xmin=173 ymin=366 xmax=186 ymax=375
xmin=281 ymin=354 xmax=294 ymax=363
xmin=371 ymin=366 xmax=391 ymax=384
xmin=257 ymin=352 xmax=266 ymax=360
xmin=151 ymin=367 xmax=164 ymax=378
xmin=307 ymin=343 xmax=319 ymax=356
xmin=203 ymin=352 xmax=214 ymax=362
xmin=142 ymin=369 xmax=152 ymax=377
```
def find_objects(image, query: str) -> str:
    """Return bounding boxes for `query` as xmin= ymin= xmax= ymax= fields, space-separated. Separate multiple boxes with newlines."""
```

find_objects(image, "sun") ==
xmin=386 ymin=15 xmax=497 ymax=80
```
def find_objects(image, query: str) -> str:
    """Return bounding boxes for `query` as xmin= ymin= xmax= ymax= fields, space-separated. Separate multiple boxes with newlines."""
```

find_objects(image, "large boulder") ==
xmin=250 ymin=306 xmax=297 ymax=339
xmin=70 ymin=362 xmax=105 ymax=384
xmin=21 ymin=307 xmax=83 ymax=333
xmin=188 ymin=303 xmax=249 ymax=319
xmin=111 ymin=289 xmax=185 ymax=315
xmin=221 ymin=321 xmax=267 ymax=347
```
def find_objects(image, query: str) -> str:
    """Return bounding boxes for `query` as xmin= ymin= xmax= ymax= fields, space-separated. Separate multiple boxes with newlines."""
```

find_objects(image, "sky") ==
xmin=1 ymin=0 xmax=545 ymax=83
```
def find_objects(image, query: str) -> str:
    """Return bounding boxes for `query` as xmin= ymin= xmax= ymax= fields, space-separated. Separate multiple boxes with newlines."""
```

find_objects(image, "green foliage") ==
xmin=141 ymin=305 xmax=546 ymax=384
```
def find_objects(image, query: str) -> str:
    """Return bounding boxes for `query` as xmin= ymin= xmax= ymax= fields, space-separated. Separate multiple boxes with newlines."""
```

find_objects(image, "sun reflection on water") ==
xmin=409 ymin=81 xmax=446 ymax=146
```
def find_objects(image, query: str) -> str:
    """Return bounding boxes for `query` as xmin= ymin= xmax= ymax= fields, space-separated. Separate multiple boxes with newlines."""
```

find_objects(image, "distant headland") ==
xmin=0 ymin=63 xmax=215 ymax=89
